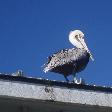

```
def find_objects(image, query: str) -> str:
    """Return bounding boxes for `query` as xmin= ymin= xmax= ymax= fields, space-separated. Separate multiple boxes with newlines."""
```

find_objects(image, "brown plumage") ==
xmin=43 ymin=48 xmax=90 ymax=81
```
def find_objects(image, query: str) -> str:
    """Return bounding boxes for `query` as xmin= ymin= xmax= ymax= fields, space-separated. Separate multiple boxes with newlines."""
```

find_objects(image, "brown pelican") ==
xmin=43 ymin=30 xmax=94 ymax=83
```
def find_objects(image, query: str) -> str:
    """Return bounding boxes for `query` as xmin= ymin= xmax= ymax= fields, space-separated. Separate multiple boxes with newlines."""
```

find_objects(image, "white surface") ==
xmin=0 ymin=80 xmax=112 ymax=107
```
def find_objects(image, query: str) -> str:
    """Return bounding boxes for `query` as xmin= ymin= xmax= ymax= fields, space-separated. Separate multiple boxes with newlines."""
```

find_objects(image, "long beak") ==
xmin=87 ymin=51 xmax=94 ymax=61
xmin=78 ymin=38 xmax=94 ymax=61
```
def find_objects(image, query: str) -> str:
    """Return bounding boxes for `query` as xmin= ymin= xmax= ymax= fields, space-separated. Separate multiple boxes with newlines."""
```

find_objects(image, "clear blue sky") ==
xmin=0 ymin=0 xmax=112 ymax=86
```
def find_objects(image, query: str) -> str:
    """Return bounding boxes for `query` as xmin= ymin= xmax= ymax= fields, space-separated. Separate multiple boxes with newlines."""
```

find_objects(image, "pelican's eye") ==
xmin=75 ymin=35 xmax=78 ymax=38
xmin=74 ymin=34 xmax=80 ymax=42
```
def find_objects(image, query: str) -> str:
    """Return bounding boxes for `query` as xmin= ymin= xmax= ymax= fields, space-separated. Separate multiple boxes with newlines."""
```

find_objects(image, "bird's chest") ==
xmin=72 ymin=50 xmax=90 ymax=73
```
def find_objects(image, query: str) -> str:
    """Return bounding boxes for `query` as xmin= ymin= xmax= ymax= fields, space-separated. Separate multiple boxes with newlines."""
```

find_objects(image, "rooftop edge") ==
xmin=0 ymin=74 xmax=112 ymax=93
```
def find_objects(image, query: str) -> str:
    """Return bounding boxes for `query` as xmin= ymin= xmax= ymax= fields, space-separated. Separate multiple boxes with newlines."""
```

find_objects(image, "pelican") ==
xmin=43 ymin=30 xmax=94 ymax=83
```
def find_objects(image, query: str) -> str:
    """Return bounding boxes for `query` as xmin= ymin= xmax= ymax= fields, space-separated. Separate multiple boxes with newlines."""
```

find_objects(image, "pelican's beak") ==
xmin=78 ymin=38 xmax=94 ymax=61
xmin=88 ymin=51 xmax=94 ymax=61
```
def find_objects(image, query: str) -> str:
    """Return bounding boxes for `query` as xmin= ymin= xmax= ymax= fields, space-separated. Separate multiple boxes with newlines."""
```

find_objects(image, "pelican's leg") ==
xmin=64 ymin=75 xmax=69 ymax=82
xmin=73 ymin=73 xmax=77 ymax=83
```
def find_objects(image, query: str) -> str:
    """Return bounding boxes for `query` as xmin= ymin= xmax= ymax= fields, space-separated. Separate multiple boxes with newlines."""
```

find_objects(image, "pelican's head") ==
xmin=69 ymin=30 xmax=94 ymax=61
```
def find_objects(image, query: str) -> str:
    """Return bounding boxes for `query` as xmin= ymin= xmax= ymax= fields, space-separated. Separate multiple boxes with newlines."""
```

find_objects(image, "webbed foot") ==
xmin=74 ymin=77 xmax=85 ymax=85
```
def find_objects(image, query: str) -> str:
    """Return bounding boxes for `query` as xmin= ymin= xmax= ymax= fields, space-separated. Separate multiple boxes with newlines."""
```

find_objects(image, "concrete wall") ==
xmin=0 ymin=76 xmax=112 ymax=112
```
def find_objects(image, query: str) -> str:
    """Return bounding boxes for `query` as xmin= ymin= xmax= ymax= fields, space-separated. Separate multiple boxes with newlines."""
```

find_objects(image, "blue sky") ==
xmin=0 ymin=0 xmax=112 ymax=86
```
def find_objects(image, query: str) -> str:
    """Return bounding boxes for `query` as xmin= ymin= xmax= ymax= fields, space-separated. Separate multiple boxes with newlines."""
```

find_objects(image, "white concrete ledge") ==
xmin=0 ymin=75 xmax=112 ymax=112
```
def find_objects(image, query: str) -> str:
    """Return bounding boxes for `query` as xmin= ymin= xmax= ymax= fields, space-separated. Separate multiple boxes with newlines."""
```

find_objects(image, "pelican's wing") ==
xmin=43 ymin=48 xmax=90 ymax=75
xmin=43 ymin=48 xmax=76 ymax=73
